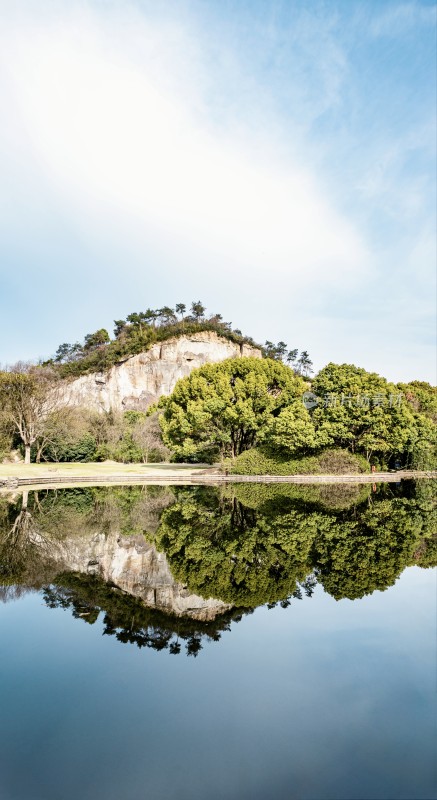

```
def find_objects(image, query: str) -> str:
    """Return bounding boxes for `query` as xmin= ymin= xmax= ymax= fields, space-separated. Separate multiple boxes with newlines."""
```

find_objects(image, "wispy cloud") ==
xmin=369 ymin=2 xmax=436 ymax=38
xmin=2 ymin=4 xmax=369 ymax=283
xmin=0 ymin=0 xmax=434 ymax=382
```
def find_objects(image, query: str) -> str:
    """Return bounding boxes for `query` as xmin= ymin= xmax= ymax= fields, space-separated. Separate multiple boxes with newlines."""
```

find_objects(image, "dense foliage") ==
xmin=158 ymin=357 xmax=436 ymax=469
xmin=154 ymin=482 xmax=436 ymax=605
xmin=310 ymin=363 xmax=437 ymax=468
xmin=158 ymin=357 xmax=307 ymax=461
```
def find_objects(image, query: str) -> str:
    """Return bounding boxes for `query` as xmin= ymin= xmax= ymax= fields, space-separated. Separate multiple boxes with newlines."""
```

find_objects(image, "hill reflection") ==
xmin=0 ymin=480 xmax=435 ymax=655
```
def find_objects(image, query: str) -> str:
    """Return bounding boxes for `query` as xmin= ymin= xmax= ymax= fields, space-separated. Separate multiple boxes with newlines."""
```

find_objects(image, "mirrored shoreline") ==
xmin=1 ymin=480 xmax=435 ymax=657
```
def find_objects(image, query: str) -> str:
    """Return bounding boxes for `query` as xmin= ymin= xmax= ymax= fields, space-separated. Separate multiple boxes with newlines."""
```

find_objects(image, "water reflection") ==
xmin=0 ymin=481 xmax=435 ymax=656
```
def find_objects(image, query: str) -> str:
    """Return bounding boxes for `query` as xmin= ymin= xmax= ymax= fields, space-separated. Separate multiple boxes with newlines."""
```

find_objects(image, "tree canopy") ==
xmin=158 ymin=357 xmax=308 ymax=461
xmin=153 ymin=482 xmax=436 ymax=606
xmin=309 ymin=363 xmax=435 ymax=467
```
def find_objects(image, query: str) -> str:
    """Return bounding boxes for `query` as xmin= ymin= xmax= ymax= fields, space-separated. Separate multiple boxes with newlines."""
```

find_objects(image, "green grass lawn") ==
xmin=0 ymin=461 xmax=212 ymax=479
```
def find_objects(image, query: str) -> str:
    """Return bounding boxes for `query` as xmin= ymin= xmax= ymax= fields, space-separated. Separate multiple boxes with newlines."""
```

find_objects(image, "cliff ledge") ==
xmin=61 ymin=331 xmax=262 ymax=412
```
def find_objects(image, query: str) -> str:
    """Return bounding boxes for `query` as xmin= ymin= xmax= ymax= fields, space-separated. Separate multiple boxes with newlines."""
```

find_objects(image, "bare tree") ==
xmin=33 ymin=406 xmax=88 ymax=463
xmin=132 ymin=412 xmax=170 ymax=463
xmin=0 ymin=363 xmax=65 ymax=464
xmin=0 ymin=490 xmax=64 ymax=593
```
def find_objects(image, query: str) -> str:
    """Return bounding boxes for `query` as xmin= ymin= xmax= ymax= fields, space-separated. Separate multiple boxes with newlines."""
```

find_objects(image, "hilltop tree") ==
xmin=263 ymin=341 xmax=279 ymax=359
xmin=286 ymin=348 xmax=298 ymax=367
xmin=83 ymin=329 xmax=110 ymax=351
xmin=158 ymin=357 xmax=307 ymax=461
xmin=296 ymin=351 xmax=313 ymax=377
xmin=190 ymin=300 xmax=206 ymax=321
xmin=157 ymin=306 xmax=177 ymax=326
xmin=113 ymin=320 xmax=127 ymax=338
xmin=126 ymin=312 xmax=152 ymax=333
xmin=54 ymin=342 xmax=83 ymax=363
xmin=175 ymin=303 xmax=186 ymax=319
xmin=264 ymin=342 xmax=310 ymax=371
xmin=54 ymin=343 xmax=72 ymax=363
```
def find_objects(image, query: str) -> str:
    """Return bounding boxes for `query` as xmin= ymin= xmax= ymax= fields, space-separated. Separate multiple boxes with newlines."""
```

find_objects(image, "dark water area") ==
xmin=0 ymin=480 xmax=436 ymax=800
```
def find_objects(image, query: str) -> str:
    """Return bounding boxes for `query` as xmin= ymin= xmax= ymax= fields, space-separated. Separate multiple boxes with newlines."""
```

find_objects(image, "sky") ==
xmin=0 ymin=0 xmax=435 ymax=383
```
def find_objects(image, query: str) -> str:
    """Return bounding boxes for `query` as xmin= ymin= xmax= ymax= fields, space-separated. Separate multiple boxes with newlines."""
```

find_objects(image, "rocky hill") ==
xmin=60 ymin=331 xmax=262 ymax=412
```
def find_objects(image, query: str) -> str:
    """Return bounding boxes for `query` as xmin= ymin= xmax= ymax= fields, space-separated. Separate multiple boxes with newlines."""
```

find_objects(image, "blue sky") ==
xmin=0 ymin=0 xmax=435 ymax=382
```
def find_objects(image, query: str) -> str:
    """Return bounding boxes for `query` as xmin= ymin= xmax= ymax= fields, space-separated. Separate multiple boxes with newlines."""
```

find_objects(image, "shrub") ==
xmin=226 ymin=447 xmax=370 ymax=476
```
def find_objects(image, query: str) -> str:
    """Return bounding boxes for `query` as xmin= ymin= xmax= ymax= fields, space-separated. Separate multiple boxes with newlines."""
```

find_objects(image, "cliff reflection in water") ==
xmin=0 ymin=480 xmax=435 ymax=656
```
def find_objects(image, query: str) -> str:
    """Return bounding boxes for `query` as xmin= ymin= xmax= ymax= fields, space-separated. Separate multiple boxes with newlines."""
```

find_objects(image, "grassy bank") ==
xmin=226 ymin=448 xmax=370 ymax=476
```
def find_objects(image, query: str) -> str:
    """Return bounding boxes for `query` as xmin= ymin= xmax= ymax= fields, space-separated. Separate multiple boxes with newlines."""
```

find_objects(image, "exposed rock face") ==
xmin=50 ymin=529 xmax=232 ymax=621
xmin=61 ymin=332 xmax=262 ymax=412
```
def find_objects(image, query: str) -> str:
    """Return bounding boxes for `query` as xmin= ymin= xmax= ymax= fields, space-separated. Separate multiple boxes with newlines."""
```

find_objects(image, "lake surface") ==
xmin=0 ymin=481 xmax=436 ymax=800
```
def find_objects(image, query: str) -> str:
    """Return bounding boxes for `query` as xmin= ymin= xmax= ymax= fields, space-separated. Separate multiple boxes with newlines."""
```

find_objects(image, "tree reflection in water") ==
xmin=0 ymin=481 xmax=435 ymax=655
xmin=42 ymin=573 xmax=247 ymax=657
xmin=154 ymin=481 xmax=436 ymax=605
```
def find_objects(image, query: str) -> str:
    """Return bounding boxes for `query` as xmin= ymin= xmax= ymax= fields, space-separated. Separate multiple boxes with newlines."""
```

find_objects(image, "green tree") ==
xmin=126 ymin=312 xmax=151 ymax=333
xmin=311 ymin=363 xmax=419 ymax=464
xmin=313 ymin=494 xmax=433 ymax=599
xmin=263 ymin=402 xmax=317 ymax=456
xmin=397 ymin=381 xmax=437 ymax=421
xmin=403 ymin=413 xmax=437 ymax=469
xmin=54 ymin=342 xmax=83 ymax=363
xmin=154 ymin=489 xmax=317 ymax=607
xmin=153 ymin=483 xmax=437 ymax=607
xmin=263 ymin=341 xmax=289 ymax=360
xmin=296 ymin=350 xmax=313 ymax=377
xmin=286 ymin=348 xmax=299 ymax=368
xmin=190 ymin=300 xmax=206 ymax=321
xmin=158 ymin=357 xmax=307 ymax=461
xmin=113 ymin=319 xmax=127 ymax=338
xmin=157 ymin=306 xmax=177 ymax=326
xmin=83 ymin=329 xmax=110 ymax=351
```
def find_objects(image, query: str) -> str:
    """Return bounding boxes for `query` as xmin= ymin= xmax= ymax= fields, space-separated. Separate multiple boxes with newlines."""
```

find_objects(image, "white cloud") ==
xmin=0 ymin=2 xmax=368 ymax=292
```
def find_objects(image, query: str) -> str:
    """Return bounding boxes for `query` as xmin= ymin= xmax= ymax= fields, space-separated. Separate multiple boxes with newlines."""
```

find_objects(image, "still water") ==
xmin=0 ymin=481 xmax=435 ymax=800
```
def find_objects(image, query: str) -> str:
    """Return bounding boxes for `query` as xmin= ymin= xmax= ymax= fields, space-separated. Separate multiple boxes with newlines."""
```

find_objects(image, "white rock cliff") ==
xmin=61 ymin=331 xmax=262 ymax=412
xmin=50 ymin=529 xmax=231 ymax=621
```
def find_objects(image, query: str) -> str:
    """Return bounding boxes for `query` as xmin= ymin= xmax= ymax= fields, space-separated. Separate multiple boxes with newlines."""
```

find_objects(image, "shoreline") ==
xmin=0 ymin=463 xmax=435 ymax=489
